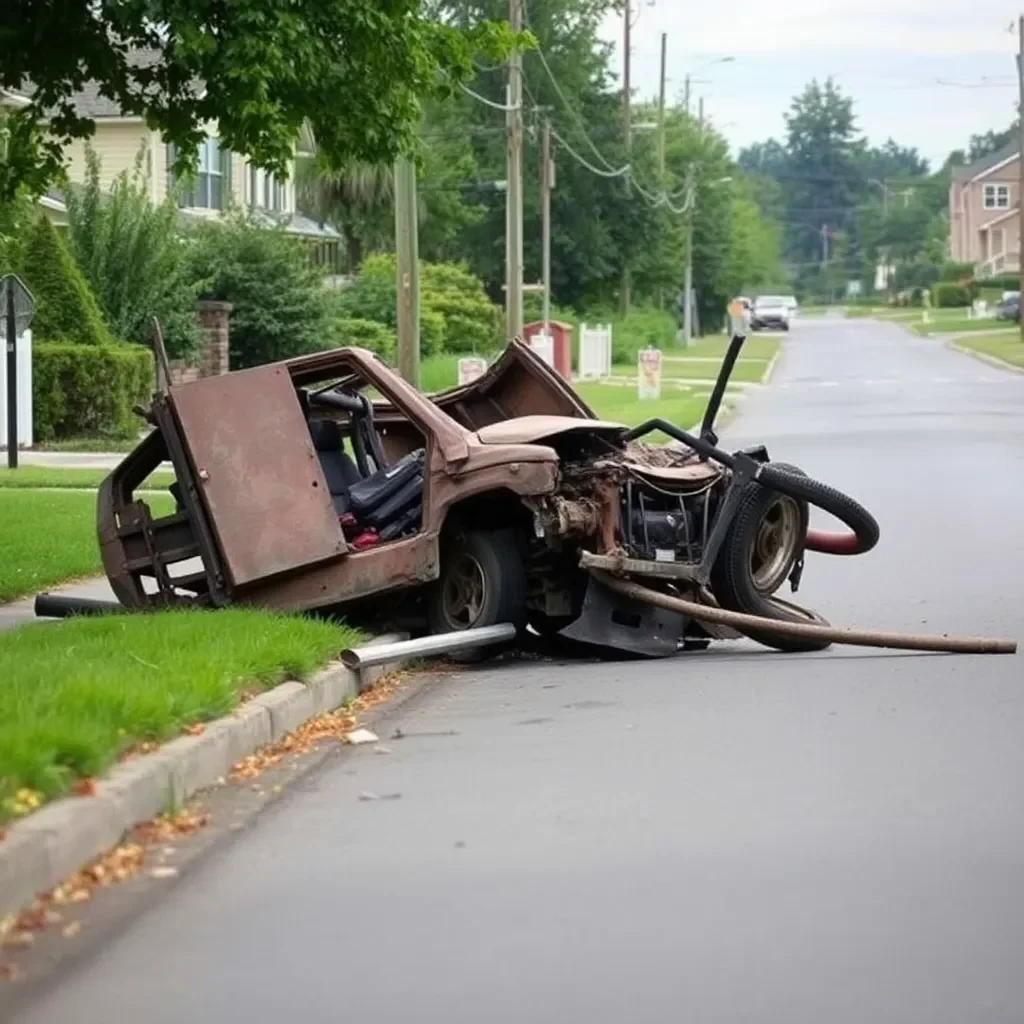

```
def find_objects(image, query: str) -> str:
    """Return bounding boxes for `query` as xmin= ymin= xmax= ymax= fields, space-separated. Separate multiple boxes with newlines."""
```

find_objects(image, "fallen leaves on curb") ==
xmin=0 ymin=672 xmax=408 ymax=976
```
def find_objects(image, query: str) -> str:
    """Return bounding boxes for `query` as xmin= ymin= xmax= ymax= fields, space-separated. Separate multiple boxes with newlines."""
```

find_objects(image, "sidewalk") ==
xmin=10 ymin=451 xmax=164 ymax=471
xmin=0 ymin=575 xmax=117 ymax=633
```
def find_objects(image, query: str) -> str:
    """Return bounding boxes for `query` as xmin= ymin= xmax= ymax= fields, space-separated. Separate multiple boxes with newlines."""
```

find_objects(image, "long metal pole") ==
xmin=394 ymin=155 xmax=420 ymax=387
xmin=620 ymin=0 xmax=632 ymax=316
xmin=506 ymin=0 xmax=524 ymax=342
xmin=655 ymin=32 xmax=667 ymax=310
xmin=1018 ymin=14 xmax=1023 ymax=341
xmin=5 ymin=276 xmax=17 ymax=469
xmin=541 ymin=117 xmax=552 ymax=330
xmin=341 ymin=623 xmax=518 ymax=669
xmin=682 ymin=231 xmax=693 ymax=348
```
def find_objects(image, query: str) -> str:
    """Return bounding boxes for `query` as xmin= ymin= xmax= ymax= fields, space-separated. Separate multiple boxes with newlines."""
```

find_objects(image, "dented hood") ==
xmin=476 ymin=415 xmax=627 ymax=445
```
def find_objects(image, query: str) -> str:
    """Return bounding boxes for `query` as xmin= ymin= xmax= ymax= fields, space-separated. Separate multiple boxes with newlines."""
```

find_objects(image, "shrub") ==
xmin=329 ymin=318 xmax=396 ymax=361
xmin=13 ymin=214 xmax=112 ymax=346
xmin=334 ymin=254 xmax=501 ymax=355
xmin=186 ymin=210 xmax=330 ymax=369
xmin=932 ymin=282 xmax=972 ymax=308
xmin=33 ymin=343 xmax=153 ymax=441
xmin=976 ymin=274 xmax=1021 ymax=292
xmin=939 ymin=260 xmax=975 ymax=283
xmin=65 ymin=146 xmax=201 ymax=361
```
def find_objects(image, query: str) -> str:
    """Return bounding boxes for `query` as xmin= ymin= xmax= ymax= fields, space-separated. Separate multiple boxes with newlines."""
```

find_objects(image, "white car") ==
xmin=783 ymin=295 xmax=798 ymax=318
xmin=751 ymin=295 xmax=791 ymax=332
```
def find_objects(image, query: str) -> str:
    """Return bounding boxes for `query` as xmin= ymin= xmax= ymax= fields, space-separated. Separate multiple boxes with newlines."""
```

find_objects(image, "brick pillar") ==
xmin=196 ymin=300 xmax=232 ymax=377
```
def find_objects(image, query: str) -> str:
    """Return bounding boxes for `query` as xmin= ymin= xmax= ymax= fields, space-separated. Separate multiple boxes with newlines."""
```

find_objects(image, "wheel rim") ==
xmin=441 ymin=552 xmax=488 ymax=629
xmin=750 ymin=496 xmax=802 ymax=594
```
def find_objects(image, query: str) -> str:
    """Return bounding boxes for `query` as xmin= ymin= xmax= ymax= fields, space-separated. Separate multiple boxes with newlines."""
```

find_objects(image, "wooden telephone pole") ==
xmin=1018 ymin=14 xmax=1024 ymax=340
xmin=506 ymin=0 xmax=524 ymax=341
xmin=620 ymin=0 xmax=632 ymax=315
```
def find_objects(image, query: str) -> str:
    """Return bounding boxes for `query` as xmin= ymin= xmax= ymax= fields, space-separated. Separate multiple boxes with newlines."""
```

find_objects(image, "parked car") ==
xmin=996 ymin=292 xmax=1020 ymax=321
xmin=751 ymin=295 xmax=791 ymax=331
xmin=782 ymin=295 xmax=799 ymax=318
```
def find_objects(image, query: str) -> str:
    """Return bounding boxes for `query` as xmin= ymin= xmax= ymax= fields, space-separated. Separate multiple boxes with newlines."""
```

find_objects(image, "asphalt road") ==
xmin=13 ymin=318 xmax=1024 ymax=1024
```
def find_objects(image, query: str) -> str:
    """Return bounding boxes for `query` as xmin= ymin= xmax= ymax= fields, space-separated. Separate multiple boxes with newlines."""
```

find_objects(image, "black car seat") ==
xmin=308 ymin=419 xmax=361 ymax=513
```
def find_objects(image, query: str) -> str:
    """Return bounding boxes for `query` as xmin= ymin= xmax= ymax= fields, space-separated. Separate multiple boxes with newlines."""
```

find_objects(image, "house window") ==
xmin=167 ymin=136 xmax=231 ymax=210
xmin=983 ymin=184 xmax=1010 ymax=210
xmin=248 ymin=166 xmax=288 ymax=212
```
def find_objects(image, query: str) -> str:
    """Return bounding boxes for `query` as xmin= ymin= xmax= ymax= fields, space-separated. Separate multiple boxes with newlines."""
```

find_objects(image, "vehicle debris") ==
xmin=41 ymin=327 xmax=1015 ymax=658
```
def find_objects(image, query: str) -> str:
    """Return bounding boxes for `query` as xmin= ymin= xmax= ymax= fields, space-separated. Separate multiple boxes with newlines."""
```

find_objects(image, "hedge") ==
xmin=932 ymin=282 xmax=972 ymax=308
xmin=33 ymin=343 xmax=154 ymax=441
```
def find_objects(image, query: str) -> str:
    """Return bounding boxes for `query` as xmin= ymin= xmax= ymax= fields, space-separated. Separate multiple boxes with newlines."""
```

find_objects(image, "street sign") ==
xmin=637 ymin=347 xmax=662 ymax=401
xmin=457 ymin=357 xmax=488 ymax=385
xmin=2 ymin=274 xmax=36 ymax=469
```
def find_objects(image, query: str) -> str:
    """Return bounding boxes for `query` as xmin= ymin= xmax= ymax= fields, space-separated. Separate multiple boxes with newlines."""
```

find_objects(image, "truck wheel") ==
xmin=428 ymin=528 xmax=526 ymax=660
xmin=710 ymin=462 xmax=831 ymax=653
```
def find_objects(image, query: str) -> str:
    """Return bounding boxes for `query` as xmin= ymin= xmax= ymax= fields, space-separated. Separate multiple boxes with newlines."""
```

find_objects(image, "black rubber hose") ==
xmin=754 ymin=463 xmax=880 ymax=556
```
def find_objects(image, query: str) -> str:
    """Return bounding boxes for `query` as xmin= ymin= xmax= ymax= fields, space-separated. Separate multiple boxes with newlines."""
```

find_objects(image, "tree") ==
xmin=0 ymin=0 xmax=517 ymax=202
xmin=65 ymin=146 xmax=201 ymax=360
xmin=782 ymin=79 xmax=863 ymax=267
xmin=186 ymin=211 xmax=330 ymax=369
xmin=5 ymin=213 xmax=113 ymax=346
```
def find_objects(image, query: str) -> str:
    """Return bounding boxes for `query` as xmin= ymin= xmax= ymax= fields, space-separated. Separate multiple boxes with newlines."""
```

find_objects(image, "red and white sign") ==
xmin=457 ymin=357 xmax=488 ymax=386
xmin=637 ymin=347 xmax=662 ymax=401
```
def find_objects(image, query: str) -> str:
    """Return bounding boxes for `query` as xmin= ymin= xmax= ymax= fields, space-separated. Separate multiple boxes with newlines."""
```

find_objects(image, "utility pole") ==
xmin=1017 ymin=13 xmax=1024 ymax=340
xmin=394 ymin=155 xmax=420 ymax=387
xmin=620 ymin=0 xmax=632 ymax=316
xmin=541 ymin=117 xmax=554 ymax=329
xmin=821 ymin=223 xmax=829 ymax=268
xmin=506 ymin=0 xmax=524 ymax=341
xmin=684 ymin=74 xmax=690 ymax=115
xmin=698 ymin=95 xmax=704 ymax=129
xmin=655 ymin=32 xmax=667 ymax=310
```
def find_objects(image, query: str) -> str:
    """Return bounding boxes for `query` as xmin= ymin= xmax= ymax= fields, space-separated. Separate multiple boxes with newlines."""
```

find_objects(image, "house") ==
xmin=1 ymin=65 xmax=341 ymax=258
xmin=948 ymin=143 xmax=1021 ymax=277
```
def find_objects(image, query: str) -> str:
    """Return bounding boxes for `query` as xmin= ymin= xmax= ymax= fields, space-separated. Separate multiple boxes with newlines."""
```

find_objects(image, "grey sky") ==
xmin=598 ymin=2 xmax=1021 ymax=169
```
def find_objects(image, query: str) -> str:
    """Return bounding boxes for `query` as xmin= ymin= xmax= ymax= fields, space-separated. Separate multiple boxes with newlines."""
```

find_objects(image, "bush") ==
xmin=328 ymin=318 xmax=396 ymax=361
xmin=334 ymin=254 xmax=501 ymax=355
xmin=592 ymin=306 xmax=676 ymax=365
xmin=186 ymin=211 xmax=329 ymax=369
xmin=11 ymin=214 xmax=112 ymax=346
xmin=939 ymin=261 xmax=975 ymax=283
xmin=932 ymin=282 xmax=972 ymax=308
xmin=65 ymin=146 xmax=201 ymax=361
xmin=976 ymin=274 xmax=1021 ymax=292
xmin=33 ymin=343 xmax=153 ymax=441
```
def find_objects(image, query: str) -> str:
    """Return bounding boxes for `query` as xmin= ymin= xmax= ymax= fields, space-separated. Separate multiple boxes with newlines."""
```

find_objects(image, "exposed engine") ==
xmin=619 ymin=479 xmax=718 ymax=565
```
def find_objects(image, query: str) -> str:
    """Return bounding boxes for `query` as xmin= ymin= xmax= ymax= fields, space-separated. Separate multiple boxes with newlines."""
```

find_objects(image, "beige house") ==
xmin=1 ymin=78 xmax=339 ymax=249
xmin=948 ymin=143 xmax=1020 ymax=277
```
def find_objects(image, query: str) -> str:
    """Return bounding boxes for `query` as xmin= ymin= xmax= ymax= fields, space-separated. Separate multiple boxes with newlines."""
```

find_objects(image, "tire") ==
xmin=710 ymin=462 xmax=831 ymax=653
xmin=428 ymin=528 xmax=527 ymax=661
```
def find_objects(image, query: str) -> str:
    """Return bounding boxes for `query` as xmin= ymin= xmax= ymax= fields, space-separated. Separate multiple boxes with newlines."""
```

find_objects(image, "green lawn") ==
xmin=0 ymin=467 xmax=175 ymax=491
xmin=951 ymin=331 xmax=1024 ymax=369
xmin=32 ymin=435 xmax=144 ymax=453
xmin=575 ymin=382 xmax=709 ymax=432
xmin=909 ymin=316 xmax=1018 ymax=337
xmin=0 ymin=490 xmax=174 ymax=602
xmin=0 ymin=610 xmax=361 ymax=819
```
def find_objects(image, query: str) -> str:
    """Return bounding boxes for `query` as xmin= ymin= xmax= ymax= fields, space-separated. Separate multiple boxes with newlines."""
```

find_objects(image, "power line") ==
xmin=458 ymin=81 xmax=519 ymax=112
xmin=548 ymin=126 xmax=630 ymax=178
xmin=520 ymin=0 xmax=622 ymax=173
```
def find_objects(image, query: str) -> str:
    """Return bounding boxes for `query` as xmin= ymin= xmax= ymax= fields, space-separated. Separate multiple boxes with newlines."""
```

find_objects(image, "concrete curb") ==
xmin=761 ymin=346 xmax=782 ymax=385
xmin=0 ymin=634 xmax=407 ymax=922
xmin=948 ymin=341 xmax=1024 ymax=376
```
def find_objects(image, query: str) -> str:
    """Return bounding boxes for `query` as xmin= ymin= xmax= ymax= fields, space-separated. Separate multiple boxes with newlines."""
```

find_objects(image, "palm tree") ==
xmin=295 ymin=154 xmax=394 ymax=274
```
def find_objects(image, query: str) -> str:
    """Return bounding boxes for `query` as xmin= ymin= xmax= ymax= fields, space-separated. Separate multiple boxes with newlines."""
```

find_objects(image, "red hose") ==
xmin=805 ymin=528 xmax=863 ymax=555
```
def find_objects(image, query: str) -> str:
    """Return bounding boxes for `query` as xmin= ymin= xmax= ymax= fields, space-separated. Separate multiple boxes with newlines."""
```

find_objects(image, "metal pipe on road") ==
xmin=592 ymin=571 xmax=1018 ymax=655
xmin=340 ymin=623 xmax=518 ymax=669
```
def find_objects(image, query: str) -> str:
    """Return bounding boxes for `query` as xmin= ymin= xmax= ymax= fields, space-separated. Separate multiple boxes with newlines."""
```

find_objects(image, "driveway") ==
xmin=10 ymin=318 xmax=1024 ymax=1024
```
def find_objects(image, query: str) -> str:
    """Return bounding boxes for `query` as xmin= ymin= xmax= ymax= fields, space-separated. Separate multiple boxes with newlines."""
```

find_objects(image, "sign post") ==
xmin=457 ymin=356 xmax=488 ymax=386
xmin=1 ymin=274 xmax=35 ymax=469
xmin=637 ymin=347 xmax=662 ymax=401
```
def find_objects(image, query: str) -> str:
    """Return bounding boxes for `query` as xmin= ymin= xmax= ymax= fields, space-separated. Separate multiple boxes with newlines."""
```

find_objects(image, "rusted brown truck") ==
xmin=82 ymin=335 xmax=881 ymax=658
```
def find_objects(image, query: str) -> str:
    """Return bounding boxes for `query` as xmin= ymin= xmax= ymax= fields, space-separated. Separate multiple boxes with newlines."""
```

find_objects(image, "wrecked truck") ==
xmin=80 ymin=333 xmax=886 ymax=658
